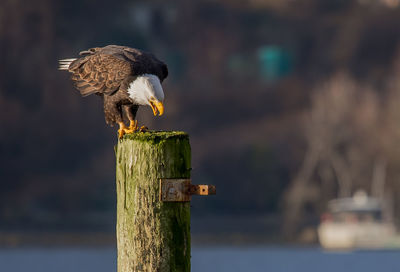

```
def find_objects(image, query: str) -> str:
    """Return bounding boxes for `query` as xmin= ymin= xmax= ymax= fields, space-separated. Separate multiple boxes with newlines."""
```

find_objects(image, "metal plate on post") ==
xmin=160 ymin=179 xmax=216 ymax=202
xmin=189 ymin=184 xmax=216 ymax=195
xmin=160 ymin=179 xmax=191 ymax=202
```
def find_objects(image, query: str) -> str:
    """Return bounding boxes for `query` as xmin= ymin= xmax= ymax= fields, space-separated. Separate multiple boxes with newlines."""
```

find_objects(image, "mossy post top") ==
xmin=122 ymin=131 xmax=189 ymax=143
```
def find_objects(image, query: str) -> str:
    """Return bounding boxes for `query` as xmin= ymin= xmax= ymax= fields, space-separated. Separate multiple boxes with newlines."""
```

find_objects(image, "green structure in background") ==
xmin=257 ymin=45 xmax=293 ymax=82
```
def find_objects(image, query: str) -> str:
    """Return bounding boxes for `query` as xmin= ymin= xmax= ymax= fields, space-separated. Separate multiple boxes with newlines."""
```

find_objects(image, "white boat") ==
xmin=318 ymin=191 xmax=400 ymax=250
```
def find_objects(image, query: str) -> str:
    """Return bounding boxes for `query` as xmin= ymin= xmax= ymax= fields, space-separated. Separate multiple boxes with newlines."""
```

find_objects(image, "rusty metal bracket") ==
xmin=160 ymin=179 xmax=216 ymax=202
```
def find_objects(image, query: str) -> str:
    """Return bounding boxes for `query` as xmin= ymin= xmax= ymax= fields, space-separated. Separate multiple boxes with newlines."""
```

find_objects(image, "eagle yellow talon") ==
xmin=118 ymin=120 xmax=147 ymax=138
xmin=122 ymin=120 xmax=137 ymax=135
xmin=123 ymin=128 xmax=135 ymax=134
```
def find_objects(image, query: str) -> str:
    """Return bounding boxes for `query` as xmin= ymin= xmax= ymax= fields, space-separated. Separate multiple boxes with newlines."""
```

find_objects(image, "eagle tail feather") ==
xmin=58 ymin=58 xmax=77 ymax=70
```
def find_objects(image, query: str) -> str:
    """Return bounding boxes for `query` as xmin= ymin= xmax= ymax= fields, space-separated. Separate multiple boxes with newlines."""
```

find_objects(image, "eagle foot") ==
xmin=118 ymin=121 xmax=147 ymax=138
xmin=139 ymin=126 xmax=148 ymax=132
xmin=118 ymin=122 xmax=127 ymax=139
xmin=118 ymin=128 xmax=125 ymax=139
xmin=118 ymin=122 xmax=136 ymax=139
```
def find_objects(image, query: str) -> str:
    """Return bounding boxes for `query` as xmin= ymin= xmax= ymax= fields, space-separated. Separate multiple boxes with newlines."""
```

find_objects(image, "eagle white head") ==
xmin=127 ymin=74 xmax=165 ymax=116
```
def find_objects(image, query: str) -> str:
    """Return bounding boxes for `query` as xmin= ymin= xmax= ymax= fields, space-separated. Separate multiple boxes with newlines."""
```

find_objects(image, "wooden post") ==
xmin=115 ymin=131 xmax=191 ymax=272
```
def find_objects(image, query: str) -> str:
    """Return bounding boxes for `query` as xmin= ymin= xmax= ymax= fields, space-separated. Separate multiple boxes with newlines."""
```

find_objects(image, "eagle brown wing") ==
xmin=69 ymin=53 xmax=131 ymax=97
xmin=67 ymin=45 xmax=168 ymax=97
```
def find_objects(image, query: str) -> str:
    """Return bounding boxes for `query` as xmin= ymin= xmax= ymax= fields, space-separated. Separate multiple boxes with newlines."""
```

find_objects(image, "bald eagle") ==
xmin=59 ymin=45 xmax=168 ymax=138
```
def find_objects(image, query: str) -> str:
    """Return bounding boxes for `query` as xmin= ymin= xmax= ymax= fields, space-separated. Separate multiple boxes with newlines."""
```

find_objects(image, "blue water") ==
xmin=0 ymin=247 xmax=399 ymax=272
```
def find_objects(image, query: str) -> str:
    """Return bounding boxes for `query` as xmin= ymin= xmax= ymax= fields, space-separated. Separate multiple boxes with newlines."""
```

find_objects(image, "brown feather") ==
xmin=65 ymin=45 xmax=168 ymax=99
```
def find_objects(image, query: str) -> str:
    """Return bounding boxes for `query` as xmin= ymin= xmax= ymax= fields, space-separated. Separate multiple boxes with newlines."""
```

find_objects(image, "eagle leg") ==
xmin=124 ymin=105 xmax=140 ymax=133
xmin=128 ymin=120 xmax=139 ymax=132
xmin=139 ymin=126 xmax=148 ymax=132
xmin=118 ymin=122 xmax=127 ymax=139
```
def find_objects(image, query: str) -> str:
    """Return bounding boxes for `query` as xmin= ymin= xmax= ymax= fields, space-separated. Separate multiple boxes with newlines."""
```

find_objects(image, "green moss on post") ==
xmin=115 ymin=131 xmax=191 ymax=272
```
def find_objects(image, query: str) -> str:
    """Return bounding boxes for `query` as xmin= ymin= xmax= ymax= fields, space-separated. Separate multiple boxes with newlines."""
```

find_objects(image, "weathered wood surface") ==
xmin=115 ymin=131 xmax=191 ymax=272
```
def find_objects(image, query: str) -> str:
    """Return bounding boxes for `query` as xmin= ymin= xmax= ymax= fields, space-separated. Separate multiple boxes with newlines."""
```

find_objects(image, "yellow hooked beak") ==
xmin=149 ymin=99 xmax=164 ymax=116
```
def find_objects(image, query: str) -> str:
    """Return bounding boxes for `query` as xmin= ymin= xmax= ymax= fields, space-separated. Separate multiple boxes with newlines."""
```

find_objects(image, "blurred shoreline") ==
xmin=0 ymin=231 xmax=310 ymax=248
xmin=0 ymin=231 xmax=116 ymax=248
xmin=0 ymin=214 xmax=318 ymax=247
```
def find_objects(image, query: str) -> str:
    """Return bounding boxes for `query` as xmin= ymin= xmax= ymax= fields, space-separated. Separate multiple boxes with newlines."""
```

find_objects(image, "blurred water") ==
xmin=0 ymin=246 xmax=399 ymax=272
